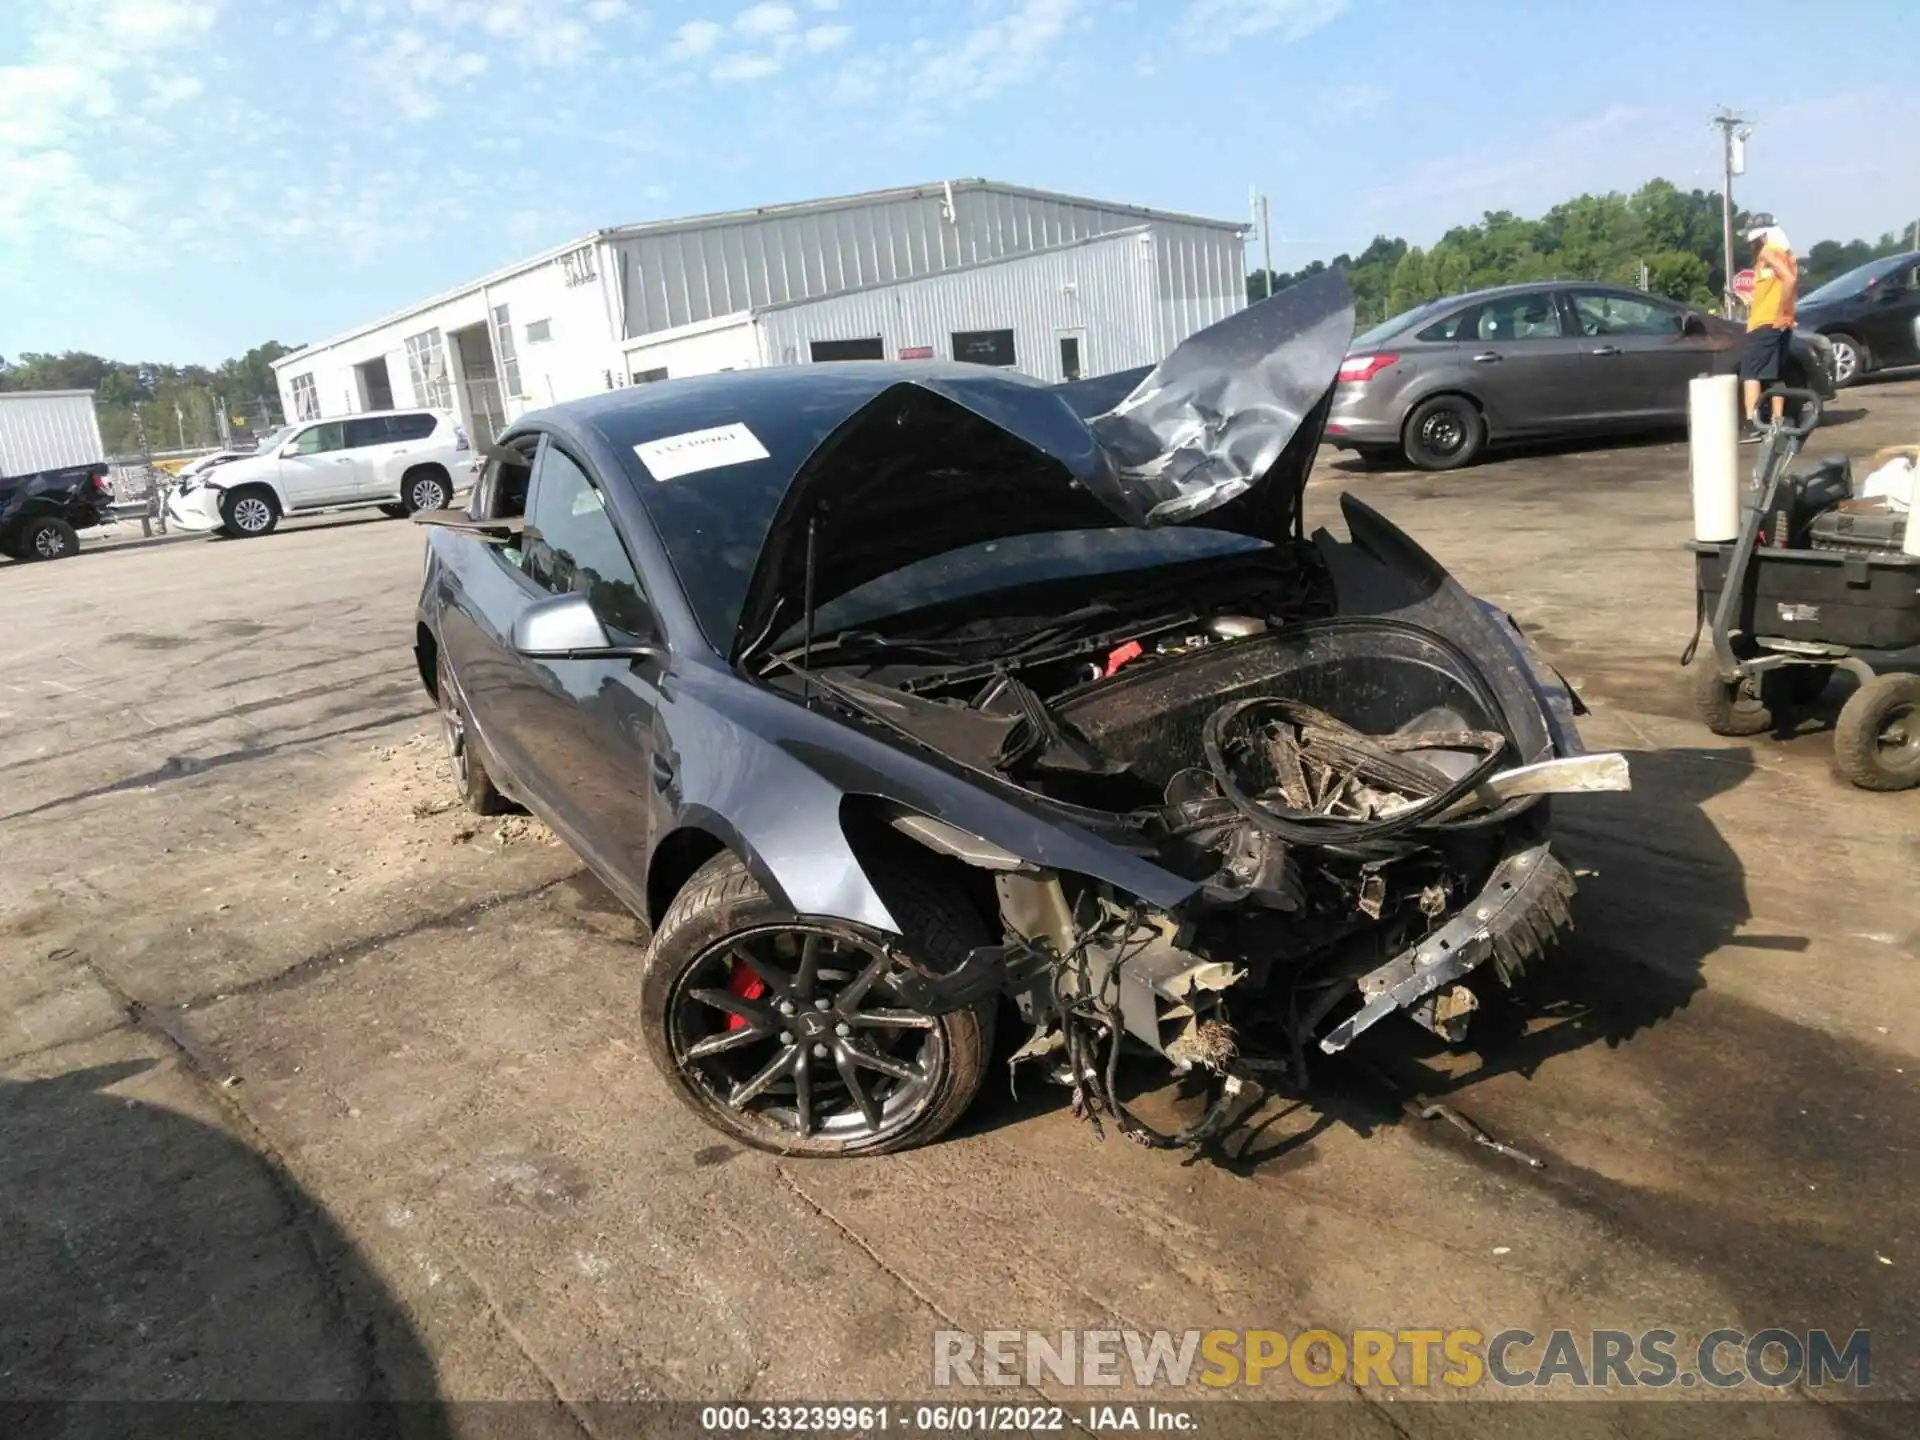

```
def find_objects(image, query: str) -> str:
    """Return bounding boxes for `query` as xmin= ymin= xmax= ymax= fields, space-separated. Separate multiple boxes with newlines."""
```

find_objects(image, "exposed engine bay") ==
xmin=763 ymin=527 xmax=1623 ymax=1148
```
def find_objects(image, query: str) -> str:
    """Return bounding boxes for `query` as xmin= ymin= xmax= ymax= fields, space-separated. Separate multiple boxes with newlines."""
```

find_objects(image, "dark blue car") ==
xmin=412 ymin=274 xmax=1626 ymax=1157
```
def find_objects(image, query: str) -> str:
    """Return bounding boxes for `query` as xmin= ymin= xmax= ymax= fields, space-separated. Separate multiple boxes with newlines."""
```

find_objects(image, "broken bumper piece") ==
xmin=1319 ymin=842 xmax=1575 ymax=1054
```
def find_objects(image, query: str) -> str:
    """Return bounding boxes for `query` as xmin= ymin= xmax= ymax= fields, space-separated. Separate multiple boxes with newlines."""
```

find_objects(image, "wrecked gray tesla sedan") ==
xmin=413 ymin=272 xmax=1628 ymax=1157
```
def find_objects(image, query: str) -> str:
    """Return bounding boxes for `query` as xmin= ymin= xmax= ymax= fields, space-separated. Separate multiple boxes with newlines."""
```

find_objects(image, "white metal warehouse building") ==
xmin=270 ymin=180 xmax=1248 ymax=443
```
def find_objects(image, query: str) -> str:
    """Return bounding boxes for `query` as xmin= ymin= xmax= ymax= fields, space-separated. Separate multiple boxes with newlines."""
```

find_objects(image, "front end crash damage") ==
xmin=743 ymin=271 xmax=1629 ymax=1146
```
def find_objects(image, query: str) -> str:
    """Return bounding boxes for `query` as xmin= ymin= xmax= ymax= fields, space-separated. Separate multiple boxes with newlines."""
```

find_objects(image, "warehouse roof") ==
xmin=273 ymin=180 xmax=1245 ymax=370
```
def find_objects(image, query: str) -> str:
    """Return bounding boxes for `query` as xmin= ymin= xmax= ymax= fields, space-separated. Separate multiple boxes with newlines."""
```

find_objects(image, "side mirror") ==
xmin=1682 ymin=312 xmax=1710 ymax=336
xmin=512 ymin=591 xmax=659 ymax=660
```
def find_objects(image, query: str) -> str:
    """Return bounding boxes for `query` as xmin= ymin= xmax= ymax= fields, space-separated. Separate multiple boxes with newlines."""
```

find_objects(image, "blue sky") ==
xmin=2 ymin=0 xmax=1913 ymax=363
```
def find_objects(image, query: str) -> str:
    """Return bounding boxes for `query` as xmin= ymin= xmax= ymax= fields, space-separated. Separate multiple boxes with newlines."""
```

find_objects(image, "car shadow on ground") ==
xmin=1326 ymin=407 xmax=1869 ymax=477
xmin=0 ymin=1059 xmax=450 ymax=1435
xmin=1232 ymin=746 xmax=1754 ymax=1170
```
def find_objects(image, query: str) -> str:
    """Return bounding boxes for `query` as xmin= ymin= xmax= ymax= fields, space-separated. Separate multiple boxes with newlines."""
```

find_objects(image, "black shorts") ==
xmin=1739 ymin=325 xmax=1792 ymax=382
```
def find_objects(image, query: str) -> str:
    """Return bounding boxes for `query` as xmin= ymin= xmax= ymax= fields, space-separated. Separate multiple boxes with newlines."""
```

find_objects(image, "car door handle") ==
xmin=334 ymin=457 xmax=353 ymax=464
xmin=1472 ymin=352 xmax=1503 ymax=363
xmin=1590 ymin=345 xmax=1623 ymax=356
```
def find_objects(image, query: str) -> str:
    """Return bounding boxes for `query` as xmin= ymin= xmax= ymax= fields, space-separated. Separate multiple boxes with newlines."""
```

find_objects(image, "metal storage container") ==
xmin=0 ymin=391 xmax=106 ymax=478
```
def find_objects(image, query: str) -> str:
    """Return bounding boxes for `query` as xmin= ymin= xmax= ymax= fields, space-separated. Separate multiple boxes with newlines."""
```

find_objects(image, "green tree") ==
xmin=1645 ymin=250 xmax=1712 ymax=305
xmin=1387 ymin=246 xmax=1434 ymax=317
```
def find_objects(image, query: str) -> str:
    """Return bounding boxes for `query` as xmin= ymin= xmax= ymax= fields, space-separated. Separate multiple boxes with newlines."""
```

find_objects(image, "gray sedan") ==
xmin=1326 ymin=281 xmax=1835 ymax=470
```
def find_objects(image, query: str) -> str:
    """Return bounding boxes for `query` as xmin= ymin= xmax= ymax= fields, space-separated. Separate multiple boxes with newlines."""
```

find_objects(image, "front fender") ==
xmin=655 ymin=665 xmax=1199 ymax=937
xmin=1317 ymin=493 xmax=1584 ymax=762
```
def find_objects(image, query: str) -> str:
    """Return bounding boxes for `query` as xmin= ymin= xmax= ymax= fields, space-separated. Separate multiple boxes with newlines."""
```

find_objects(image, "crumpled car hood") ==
xmin=735 ymin=269 xmax=1356 ymax=657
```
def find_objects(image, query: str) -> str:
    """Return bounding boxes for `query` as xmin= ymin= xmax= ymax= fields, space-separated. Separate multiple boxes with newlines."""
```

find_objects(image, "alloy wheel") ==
xmin=232 ymin=496 xmax=273 ymax=533
xmin=32 ymin=526 xmax=69 ymax=558
xmin=410 ymin=476 xmax=448 ymax=512
xmin=1830 ymin=338 xmax=1860 ymax=386
xmin=438 ymin=675 xmax=469 ymax=788
xmin=667 ymin=925 xmax=945 ymax=1147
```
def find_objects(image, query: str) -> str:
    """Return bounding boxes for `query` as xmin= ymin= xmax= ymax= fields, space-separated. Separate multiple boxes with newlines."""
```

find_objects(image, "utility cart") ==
xmin=1687 ymin=386 xmax=1920 ymax=790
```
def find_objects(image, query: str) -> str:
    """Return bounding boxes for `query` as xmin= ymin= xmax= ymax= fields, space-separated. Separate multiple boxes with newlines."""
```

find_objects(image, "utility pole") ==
xmin=1712 ymin=108 xmax=1750 ymax=318
xmin=1261 ymin=194 xmax=1273 ymax=299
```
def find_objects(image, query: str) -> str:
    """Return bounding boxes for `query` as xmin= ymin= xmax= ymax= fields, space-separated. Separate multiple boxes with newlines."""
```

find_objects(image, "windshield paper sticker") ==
xmin=633 ymin=423 xmax=770 ymax=481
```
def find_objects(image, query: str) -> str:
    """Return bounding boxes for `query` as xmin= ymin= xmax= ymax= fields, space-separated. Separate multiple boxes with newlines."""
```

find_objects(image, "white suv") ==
xmin=167 ymin=409 xmax=468 ymax=538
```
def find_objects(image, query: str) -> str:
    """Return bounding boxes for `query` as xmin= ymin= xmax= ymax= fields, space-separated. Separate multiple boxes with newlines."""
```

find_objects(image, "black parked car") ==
xmin=414 ymin=273 xmax=1628 ymax=1157
xmin=1326 ymin=281 xmax=1835 ymax=469
xmin=0 ymin=461 xmax=115 ymax=561
xmin=1794 ymin=250 xmax=1920 ymax=387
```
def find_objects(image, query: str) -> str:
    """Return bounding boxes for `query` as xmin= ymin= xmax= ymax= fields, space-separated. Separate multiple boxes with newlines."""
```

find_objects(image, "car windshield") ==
xmin=241 ymin=426 xmax=290 ymax=454
xmin=1802 ymin=254 xmax=1916 ymax=306
xmin=783 ymin=528 xmax=1270 ymax=644
xmin=1352 ymin=299 xmax=1453 ymax=348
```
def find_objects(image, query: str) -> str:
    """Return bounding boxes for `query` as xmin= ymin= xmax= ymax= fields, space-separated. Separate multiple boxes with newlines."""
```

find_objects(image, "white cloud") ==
xmin=0 ymin=0 xmax=227 ymax=259
xmin=585 ymin=0 xmax=625 ymax=16
xmin=1180 ymin=0 xmax=1347 ymax=52
xmin=712 ymin=52 xmax=782 ymax=82
xmin=804 ymin=23 xmax=850 ymax=52
xmin=734 ymin=2 xmax=797 ymax=39
xmin=150 ymin=74 xmax=204 ymax=106
xmin=668 ymin=19 xmax=725 ymax=56
xmin=883 ymin=0 xmax=1083 ymax=114
xmin=808 ymin=0 xmax=840 ymax=9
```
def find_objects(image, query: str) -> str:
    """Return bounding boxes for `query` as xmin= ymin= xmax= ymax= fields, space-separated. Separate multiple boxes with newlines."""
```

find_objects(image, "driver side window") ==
xmin=1571 ymin=291 xmax=1683 ymax=337
xmin=522 ymin=443 xmax=651 ymax=637
xmin=286 ymin=422 xmax=344 ymax=456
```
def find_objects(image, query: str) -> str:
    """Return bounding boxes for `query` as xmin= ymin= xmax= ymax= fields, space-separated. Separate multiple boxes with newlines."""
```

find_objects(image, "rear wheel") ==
xmin=436 ymin=650 xmax=510 ymax=814
xmin=219 ymin=486 xmax=279 ymax=537
xmin=403 ymin=467 xmax=450 ymax=514
xmin=1691 ymin=660 xmax=1774 ymax=736
xmin=1402 ymin=396 xmax=1485 ymax=470
xmin=642 ymin=852 xmax=993 ymax=1157
xmin=1833 ymin=674 xmax=1920 ymax=791
xmin=1826 ymin=333 xmax=1867 ymax=389
xmin=16 ymin=517 xmax=78 ymax=560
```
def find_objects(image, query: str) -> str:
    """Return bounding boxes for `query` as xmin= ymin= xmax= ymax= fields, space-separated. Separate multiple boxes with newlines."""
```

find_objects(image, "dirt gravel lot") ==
xmin=4 ymin=386 xmax=1918 ymax=1436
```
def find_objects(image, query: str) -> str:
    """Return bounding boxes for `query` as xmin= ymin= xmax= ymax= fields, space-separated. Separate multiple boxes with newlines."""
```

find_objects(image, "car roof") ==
xmin=1433 ymin=279 xmax=1649 ymax=308
xmin=305 ymin=408 xmax=449 ymax=421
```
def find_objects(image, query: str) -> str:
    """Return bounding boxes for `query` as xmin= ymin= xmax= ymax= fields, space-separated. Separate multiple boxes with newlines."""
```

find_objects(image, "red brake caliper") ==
xmin=726 ymin=959 xmax=766 ymax=1031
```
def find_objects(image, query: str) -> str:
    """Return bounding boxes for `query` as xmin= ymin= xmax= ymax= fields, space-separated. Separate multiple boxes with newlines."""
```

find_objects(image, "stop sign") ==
xmin=1732 ymin=268 xmax=1757 ymax=301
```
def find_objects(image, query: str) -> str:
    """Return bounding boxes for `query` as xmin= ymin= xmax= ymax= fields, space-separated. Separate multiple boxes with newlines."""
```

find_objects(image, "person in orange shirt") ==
xmin=1739 ymin=213 xmax=1798 ymax=441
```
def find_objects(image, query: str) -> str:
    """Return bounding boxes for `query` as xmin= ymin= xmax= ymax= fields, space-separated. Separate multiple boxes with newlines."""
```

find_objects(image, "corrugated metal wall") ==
xmin=752 ymin=223 xmax=1247 ymax=382
xmin=1151 ymin=220 xmax=1250 ymax=357
xmin=753 ymin=230 xmax=1158 ymax=382
xmin=0 ymin=392 xmax=105 ymax=477
xmin=618 ymin=185 xmax=1224 ymax=337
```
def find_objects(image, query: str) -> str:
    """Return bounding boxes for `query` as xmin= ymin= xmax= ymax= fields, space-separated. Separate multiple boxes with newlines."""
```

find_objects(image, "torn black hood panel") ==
xmin=642 ymin=271 xmax=1357 ymax=659
xmin=1076 ymin=269 xmax=1355 ymax=528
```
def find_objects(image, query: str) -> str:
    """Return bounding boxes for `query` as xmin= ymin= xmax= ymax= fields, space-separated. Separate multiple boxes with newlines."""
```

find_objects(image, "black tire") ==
xmin=435 ymin=650 xmax=510 ymax=815
xmin=378 ymin=503 xmax=408 ymax=519
xmin=15 ymin=517 xmax=78 ymax=561
xmin=1402 ymin=395 xmax=1485 ymax=471
xmin=219 ymin=485 xmax=279 ymax=537
xmin=1691 ymin=660 xmax=1773 ymax=736
xmin=642 ymin=851 xmax=994 ymax=1157
xmin=1826 ymin=333 xmax=1868 ymax=389
xmin=402 ymin=467 xmax=450 ymax=515
xmin=1833 ymin=674 xmax=1920 ymax=791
